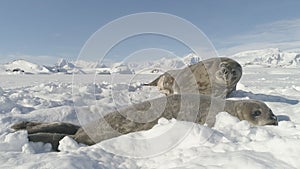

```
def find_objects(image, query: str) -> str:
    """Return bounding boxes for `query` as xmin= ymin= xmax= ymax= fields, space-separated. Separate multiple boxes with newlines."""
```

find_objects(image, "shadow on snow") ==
xmin=229 ymin=90 xmax=299 ymax=105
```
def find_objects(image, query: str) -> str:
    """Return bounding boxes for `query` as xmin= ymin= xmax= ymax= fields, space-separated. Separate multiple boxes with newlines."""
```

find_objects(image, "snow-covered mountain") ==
xmin=111 ymin=62 xmax=134 ymax=74
xmin=1 ymin=48 xmax=299 ymax=75
xmin=0 ymin=59 xmax=111 ymax=75
xmin=72 ymin=60 xmax=109 ymax=74
xmin=130 ymin=49 xmax=300 ymax=72
xmin=231 ymin=48 xmax=300 ymax=67
xmin=127 ymin=57 xmax=185 ymax=73
xmin=126 ymin=53 xmax=203 ymax=74
xmin=3 ymin=59 xmax=51 ymax=74
xmin=73 ymin=60 xmax=107 ymax=69
xmin=45 ymin=59 xmax=84 ymax=74
xmin=57 ymin=58 xmax=75 ymax=69
xmin=129 ymin=49 xmax=300 ymax=70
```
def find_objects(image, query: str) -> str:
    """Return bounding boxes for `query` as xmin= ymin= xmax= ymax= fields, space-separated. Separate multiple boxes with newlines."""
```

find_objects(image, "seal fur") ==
xmin=12 ymin=94 xmax=277 ymax=150
xmin=144 ymin=57 xmax=242 ymax=97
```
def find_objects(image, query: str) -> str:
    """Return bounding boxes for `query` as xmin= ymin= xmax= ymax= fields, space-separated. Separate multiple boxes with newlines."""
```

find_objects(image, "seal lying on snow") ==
xmin=144 ymin=57 xmax=242 ymax=97
xmin=12 ymin=94 xmax=277 ymax=151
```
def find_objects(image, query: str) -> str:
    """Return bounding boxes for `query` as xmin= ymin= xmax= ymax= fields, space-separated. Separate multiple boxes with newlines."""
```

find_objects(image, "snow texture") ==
xmin=0 ymin=50 xmax=300 ymax=168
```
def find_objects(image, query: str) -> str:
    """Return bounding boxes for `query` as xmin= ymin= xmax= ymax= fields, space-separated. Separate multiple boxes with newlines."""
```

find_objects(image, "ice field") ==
xmin=0 ymin=49 xmax=300 ymax=168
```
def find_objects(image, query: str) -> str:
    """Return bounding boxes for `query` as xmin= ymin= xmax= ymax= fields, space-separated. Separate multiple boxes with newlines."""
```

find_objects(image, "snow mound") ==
xmin=0 ymin=131 xmax=28 ymax=152
xmin=4 ymin=59 xmax=51 ymax=74
xmin=98 ymin=118 xmax=225 ymax=157
xmin=58 ymin=136 xmax=80 ymax=152
xmin=0 ymin=96 xmax=16 ymax=113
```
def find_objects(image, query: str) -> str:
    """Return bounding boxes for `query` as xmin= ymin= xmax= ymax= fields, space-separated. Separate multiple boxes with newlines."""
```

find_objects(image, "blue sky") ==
xmin=1 ymin=0 xmax=300 ymax=64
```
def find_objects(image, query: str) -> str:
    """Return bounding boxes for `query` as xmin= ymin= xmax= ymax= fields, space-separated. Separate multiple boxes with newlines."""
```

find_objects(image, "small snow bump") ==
xmin=278 ymin=121 xmax=296 ymax=128
xmin=214 ymin=112 xmax=240 ymax=129
xmin=58 ymin=136 xmax=80 ymax=152
xmin=157 ymin=117 xmax=170 ymax=125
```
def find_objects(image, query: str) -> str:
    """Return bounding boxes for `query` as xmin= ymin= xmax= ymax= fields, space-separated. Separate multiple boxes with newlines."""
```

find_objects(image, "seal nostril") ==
xmin=223 ymin=69 xmax=228 ymax=74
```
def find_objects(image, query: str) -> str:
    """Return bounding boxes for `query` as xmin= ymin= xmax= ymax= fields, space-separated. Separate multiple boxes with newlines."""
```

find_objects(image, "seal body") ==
xmin=12 ymin=94 xmax=277 ymax=150
xmin=144 ymin=57 xmax=242 ymax=97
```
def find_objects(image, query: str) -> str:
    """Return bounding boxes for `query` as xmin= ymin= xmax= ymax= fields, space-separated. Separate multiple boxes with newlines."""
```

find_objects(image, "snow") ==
xmin=1 ymin=48 xmax=298 ymax=75
xmin=111 ymin=62 xmax=134 ymax=74
xmin=0 ymin=50 xmax=300 ymax=168
xmin=126 ymin=53 xmax=202 ymax=74
xmin=3 ymin=59 xmax=51 ymax=74
xmin=231 ymin=48 xmax=300 ymax=67
xmin=58 ymin=136 xmax=81 ymax=152
xmin=56 ymin=58 xmax=75 ymax=69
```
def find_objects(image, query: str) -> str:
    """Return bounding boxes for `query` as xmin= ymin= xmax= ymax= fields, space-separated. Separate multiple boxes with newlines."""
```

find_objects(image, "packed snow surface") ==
xmin=0 ymin=53 xmax=300 ymax=168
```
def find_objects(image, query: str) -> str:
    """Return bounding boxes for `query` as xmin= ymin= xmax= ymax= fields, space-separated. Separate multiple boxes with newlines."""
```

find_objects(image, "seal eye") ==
xmin=252 ymin=110 xmax=261 ymax=117
xmin=219 ymin=63 xmax=226 ymax=68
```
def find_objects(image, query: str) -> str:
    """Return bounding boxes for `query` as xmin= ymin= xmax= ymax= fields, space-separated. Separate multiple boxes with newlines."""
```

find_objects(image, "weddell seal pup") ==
xmin=144 ymin=57 xmax=242 ymax=97
xmin=11 ymin=94 xmax=277 ymax=151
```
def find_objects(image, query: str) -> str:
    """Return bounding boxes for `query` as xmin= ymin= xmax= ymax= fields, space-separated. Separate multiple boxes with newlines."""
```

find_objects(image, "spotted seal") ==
xmin=144 ymin=57 xmax=242 ymax=97
xmin=12 ymin=94 xmax=277 ymax=151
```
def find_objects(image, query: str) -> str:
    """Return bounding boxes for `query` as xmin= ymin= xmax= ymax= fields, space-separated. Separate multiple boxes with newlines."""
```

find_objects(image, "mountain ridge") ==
xmin=1 ymin=48 xmax=299 ymax=74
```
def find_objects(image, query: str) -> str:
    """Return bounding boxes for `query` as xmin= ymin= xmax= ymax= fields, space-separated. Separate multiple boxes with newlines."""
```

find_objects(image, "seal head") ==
xmin=232 ymin=100 xmax=278 ymax=126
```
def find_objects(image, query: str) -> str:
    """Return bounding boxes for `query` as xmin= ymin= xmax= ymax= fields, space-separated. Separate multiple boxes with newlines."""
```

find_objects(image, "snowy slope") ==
xmin=2 ymin=48 xmax=299 ymax=76
xmin=53 ymin=59 xmax=85 ymax=74
xmin=127 ymin=49 xmax=300 ymax=74
xmin=127 ymin=53 xmax=202 ymax=74
xmin=231 ymin=48 xmax=300 ymax=67
xmin=3 ymin=59 xmax=51 ymax=74
xmin=73 ymin=60 xmax=108 ymax=69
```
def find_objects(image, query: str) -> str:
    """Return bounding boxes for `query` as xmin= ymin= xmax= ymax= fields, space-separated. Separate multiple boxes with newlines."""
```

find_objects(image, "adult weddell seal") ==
xmin=144 ymin=57 xmax=242 ymax=97
xmin=12 ymin=94 xmax=277 ymax=151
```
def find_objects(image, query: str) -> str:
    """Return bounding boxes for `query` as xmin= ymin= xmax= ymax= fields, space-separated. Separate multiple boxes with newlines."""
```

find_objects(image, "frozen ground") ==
xmin=0 ymin=64 xmax=300 ymax=168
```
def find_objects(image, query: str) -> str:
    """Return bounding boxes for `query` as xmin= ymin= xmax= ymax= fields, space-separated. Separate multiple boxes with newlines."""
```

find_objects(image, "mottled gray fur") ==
xmin=144 ymin=57 xmax=242 ymax=97
xmin=12 ymin=94 xmax=277 ymax=151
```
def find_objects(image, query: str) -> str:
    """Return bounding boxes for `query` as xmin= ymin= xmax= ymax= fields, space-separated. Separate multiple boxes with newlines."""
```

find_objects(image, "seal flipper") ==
xmin=12 ymin=121 xmax=80 ymax=135
xmin=28 ymin=133 xmax=67 ymax=151
xmin=11 ymin=121 xmax=43 ymax=130
xmin=26 ymin=122 xmax=80 ymax=135
xmin=12 ymin=121 xmax=82 ymax=151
